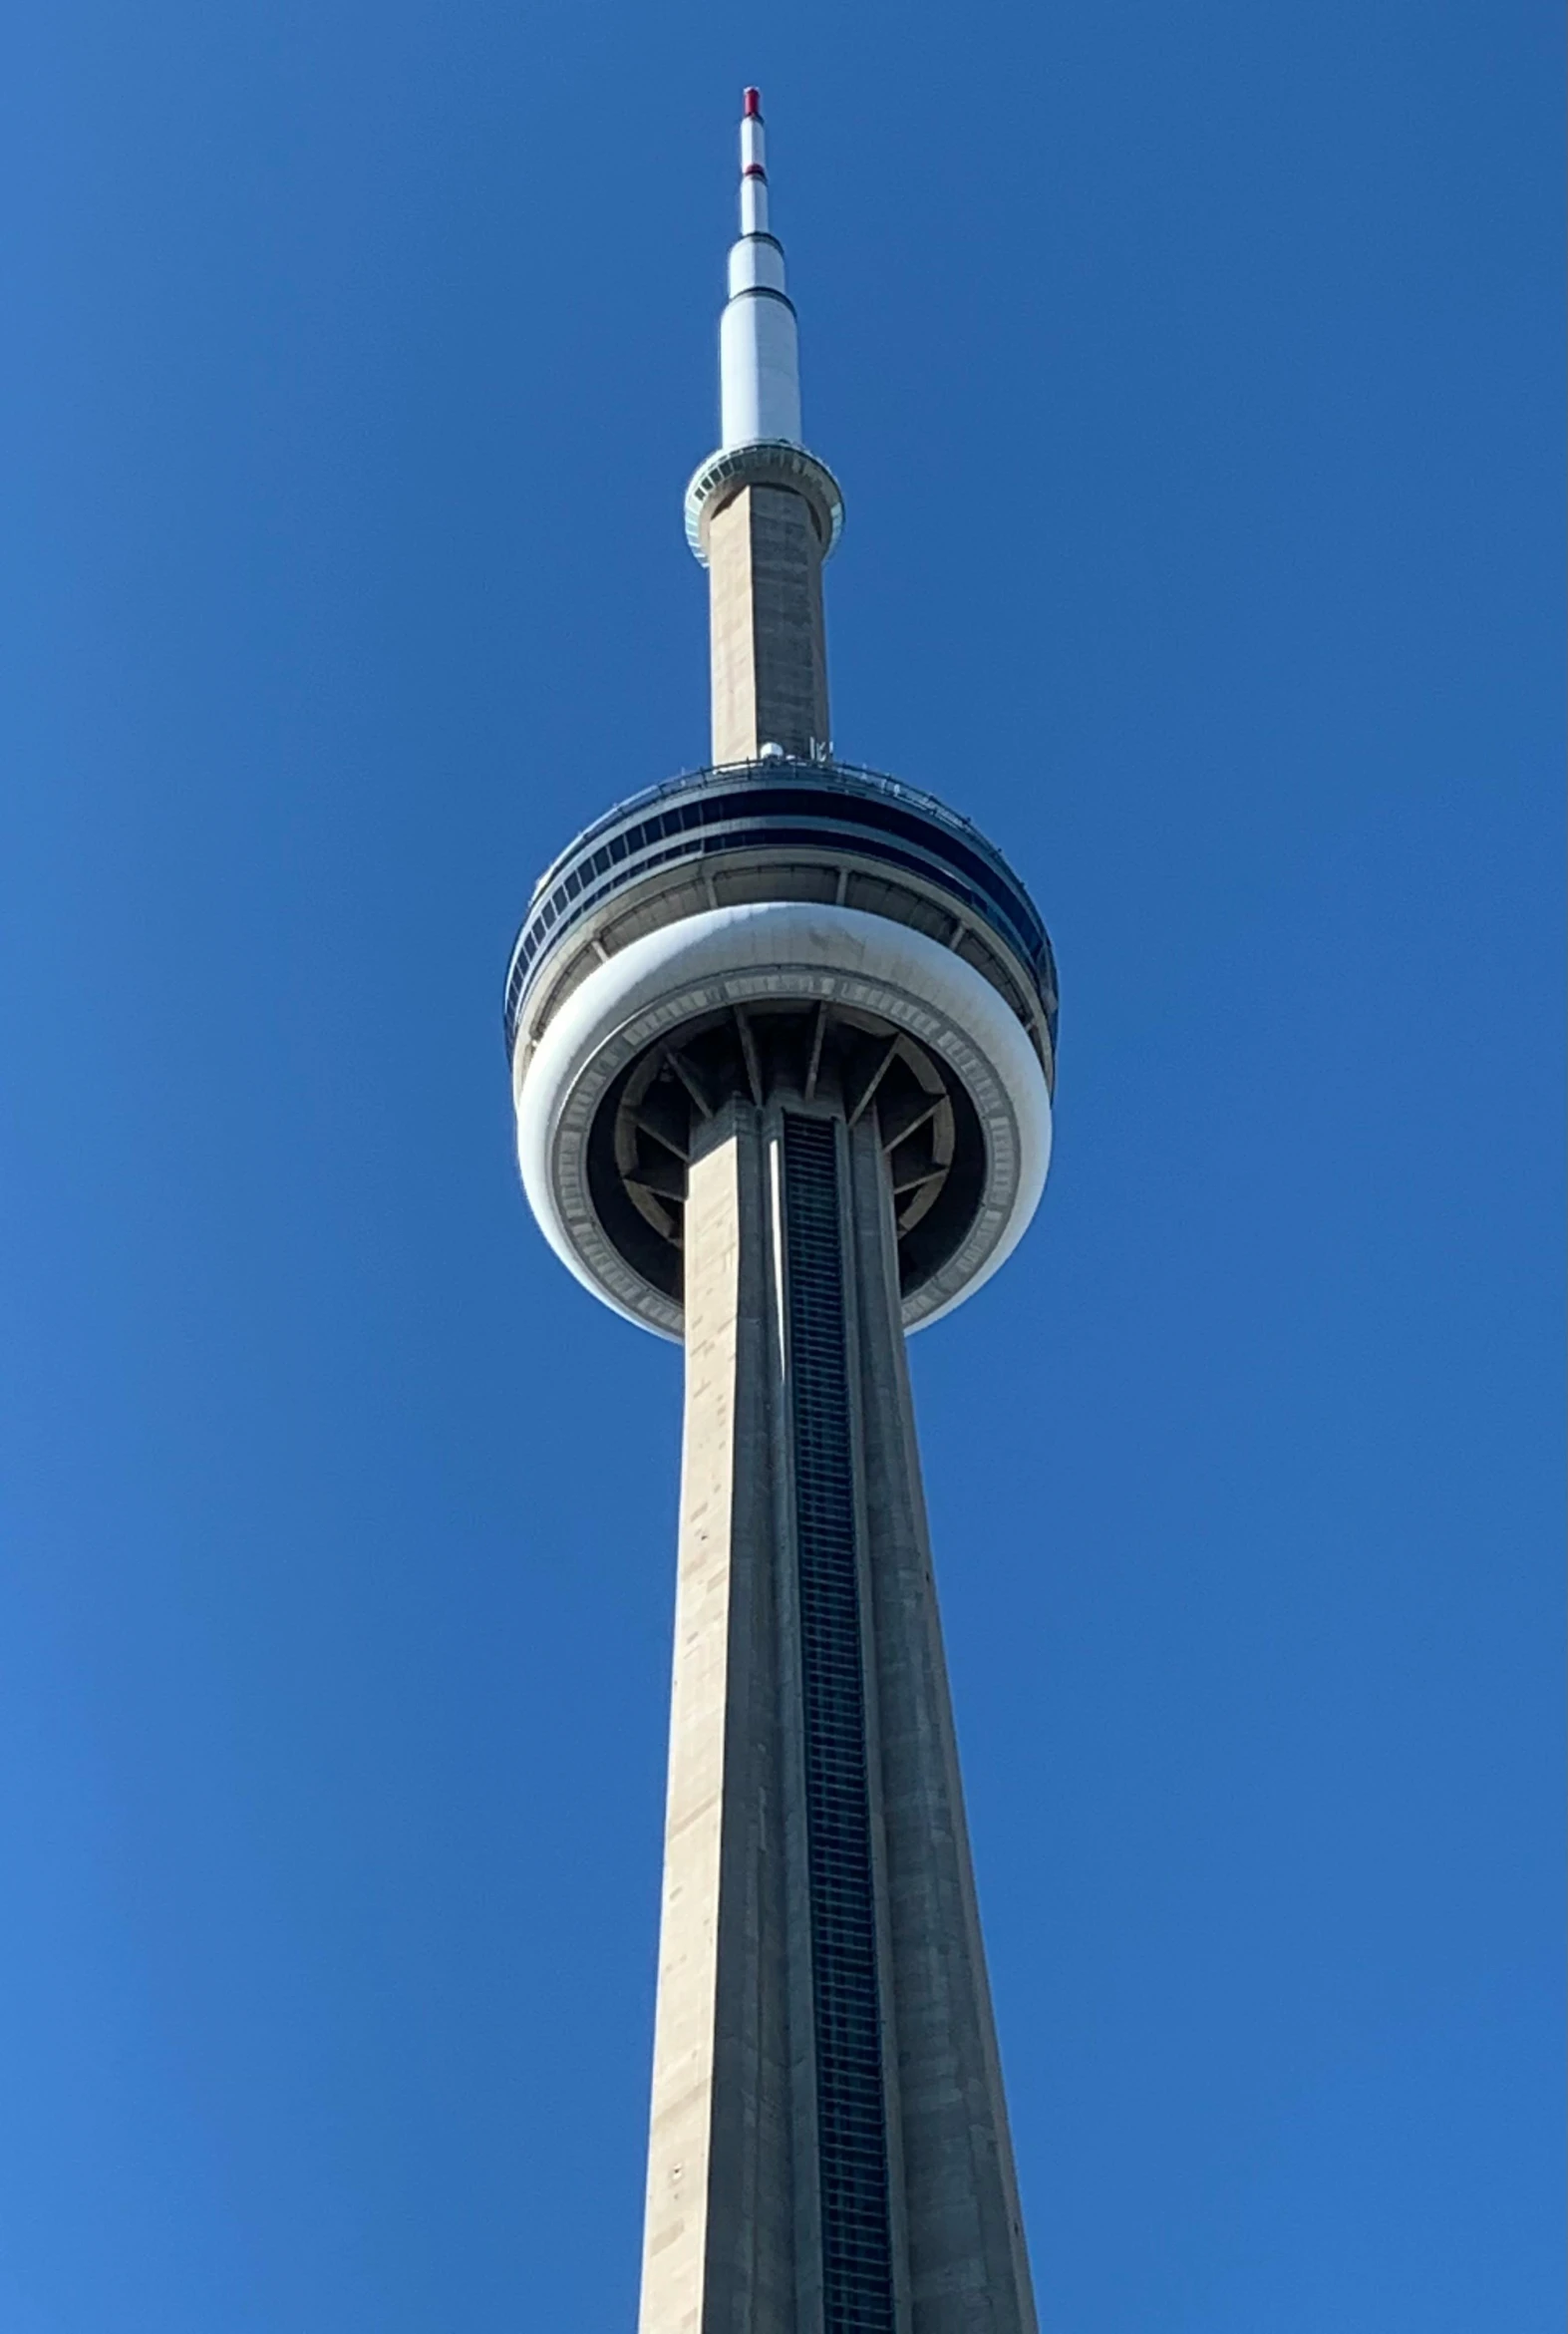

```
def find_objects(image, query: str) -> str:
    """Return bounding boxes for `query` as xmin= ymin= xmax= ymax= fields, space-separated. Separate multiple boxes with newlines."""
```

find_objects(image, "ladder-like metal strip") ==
xmin=783 ymin=1114 xmax=894 ymax=2334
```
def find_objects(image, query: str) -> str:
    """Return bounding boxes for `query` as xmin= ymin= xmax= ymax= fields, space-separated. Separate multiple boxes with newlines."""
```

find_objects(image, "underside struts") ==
xmin=592 ymin=1000 xmax=986 ymax=1315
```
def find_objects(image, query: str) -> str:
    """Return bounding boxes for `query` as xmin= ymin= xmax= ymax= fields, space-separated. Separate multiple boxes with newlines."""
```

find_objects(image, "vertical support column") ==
xmin=844 ymin=1116 xmax=1040 ymax=2334
xmin=709 ymin=485 xmax=830 ymax=764
xmin=639 ymin=1104 xmax=796 ymax=2334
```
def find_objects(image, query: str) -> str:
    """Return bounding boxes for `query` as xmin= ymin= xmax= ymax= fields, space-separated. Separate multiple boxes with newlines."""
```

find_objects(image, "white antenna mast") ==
xmin=719 ymin=88 xmax=802 ymax=449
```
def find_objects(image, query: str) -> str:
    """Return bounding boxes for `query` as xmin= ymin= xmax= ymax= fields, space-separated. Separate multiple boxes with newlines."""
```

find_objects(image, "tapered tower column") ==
xmin=638 ymin=1102 xmax=797 ymax=2334
xmin=504 ymin=85 xmax=1061 ymax=2334
xmin=843 ymin=1124 xmax=1040 ymax=2327
xmin=640 ymin=1092 xmax=1038 ymax=2334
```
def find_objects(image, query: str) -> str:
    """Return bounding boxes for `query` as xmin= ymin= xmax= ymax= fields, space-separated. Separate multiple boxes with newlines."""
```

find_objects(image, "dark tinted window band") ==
xmin=618 ymin=782 xmax=1044 ymax=954
xmin=531 ymin=759 xmax=1003 ymax=883
xmin=783 ymin=1114 xmax=894 ymax=2334
xmin=504 ymin=818 xmax=1057 ymax=1056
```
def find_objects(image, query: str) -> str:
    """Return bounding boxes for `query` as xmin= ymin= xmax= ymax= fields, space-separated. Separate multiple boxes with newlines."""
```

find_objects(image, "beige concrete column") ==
xmin=845 ymin=1115 xmax=1040 ymax=2334
xmin=708 ymin=485 xmax=830 ymax=765
xmin=638 ymin=1104 xmax=797 ymax=2334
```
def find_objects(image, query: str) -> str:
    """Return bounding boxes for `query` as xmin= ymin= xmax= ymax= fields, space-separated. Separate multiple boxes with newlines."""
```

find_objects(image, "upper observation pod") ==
xmin=685 ymin=90 xmax=843 ymax=565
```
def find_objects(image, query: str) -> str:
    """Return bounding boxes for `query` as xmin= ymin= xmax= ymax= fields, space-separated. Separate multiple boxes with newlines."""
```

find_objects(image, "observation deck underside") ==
xmin=590 ymin=997 xmax=985 ymax=1309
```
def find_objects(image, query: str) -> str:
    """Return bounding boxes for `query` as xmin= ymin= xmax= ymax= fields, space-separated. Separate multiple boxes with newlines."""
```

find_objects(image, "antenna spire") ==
xmin=720 ymin=85 xmax=799 ymax=448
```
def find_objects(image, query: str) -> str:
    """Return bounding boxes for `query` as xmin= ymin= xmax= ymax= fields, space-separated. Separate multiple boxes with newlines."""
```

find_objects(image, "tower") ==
xmin=506 ymin=91 xmax=1058 ymax=2334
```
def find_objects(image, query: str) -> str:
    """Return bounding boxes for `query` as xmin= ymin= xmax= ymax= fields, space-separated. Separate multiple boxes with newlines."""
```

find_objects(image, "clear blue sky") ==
xmin=0 ymin=2 xmax=1560 ymax=2328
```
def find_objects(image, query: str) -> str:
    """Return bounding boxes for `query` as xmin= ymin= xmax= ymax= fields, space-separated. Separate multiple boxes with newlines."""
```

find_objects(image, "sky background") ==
xmin=0 ymin=1 xmax=1561 ymax=2329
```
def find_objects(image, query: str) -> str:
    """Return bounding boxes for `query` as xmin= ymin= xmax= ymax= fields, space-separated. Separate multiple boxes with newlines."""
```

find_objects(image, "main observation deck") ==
xmin=505 ymin=756 xmax=1058 ymax=1075
xmin=505 ymin=756 xmax=1058 ymax=1339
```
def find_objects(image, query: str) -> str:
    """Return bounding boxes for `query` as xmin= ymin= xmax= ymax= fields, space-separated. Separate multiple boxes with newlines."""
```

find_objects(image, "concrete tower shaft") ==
xmin=708 ymin=482 xmax=829 ymax=764
xmin=642 ymin=1100 xmax=1037 ymax=2334
xmin=504 ymin=88 xmax=1055 ymax=2334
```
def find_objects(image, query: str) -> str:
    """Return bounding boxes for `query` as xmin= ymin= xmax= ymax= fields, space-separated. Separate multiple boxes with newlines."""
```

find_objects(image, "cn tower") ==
xmin=506 ymin=91 xmax=1058 ymax=2334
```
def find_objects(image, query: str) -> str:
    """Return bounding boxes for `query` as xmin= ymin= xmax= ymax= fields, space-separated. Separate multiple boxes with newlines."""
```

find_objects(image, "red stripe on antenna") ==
xmin=743 ymin=87 xmax=763 ymax=117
